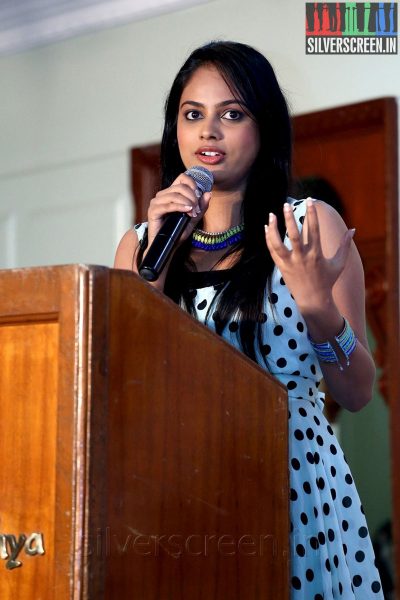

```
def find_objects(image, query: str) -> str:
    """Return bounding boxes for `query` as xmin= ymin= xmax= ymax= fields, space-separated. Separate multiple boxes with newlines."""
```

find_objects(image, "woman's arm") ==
xmin=265 ymin=198 xmax=375 ymax=412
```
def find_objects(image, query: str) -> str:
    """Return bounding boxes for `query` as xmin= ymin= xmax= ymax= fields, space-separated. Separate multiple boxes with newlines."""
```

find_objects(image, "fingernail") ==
xmin=349 ymin=228 xmax=356 ymax=238
xmin=264 ymin=224 xmax=269 ymax=234
xmin=196 ymin=206 xmax=201 ymax=214
xmin=306 ymin=197 xmax=314 ymax=207
xmin=269 ymin=212 xmax=275 ymax=224
xmin=283 ymin=202 xmax=291 ymax=212
xmin=185 ymin=205 xmax=193 ymax=210
xmin=195 ymin=189 xmax=202 ymax=199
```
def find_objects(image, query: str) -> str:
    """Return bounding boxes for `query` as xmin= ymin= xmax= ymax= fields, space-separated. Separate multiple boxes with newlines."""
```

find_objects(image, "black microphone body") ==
xmin=139 ymin=166 xmax=214 ymax=282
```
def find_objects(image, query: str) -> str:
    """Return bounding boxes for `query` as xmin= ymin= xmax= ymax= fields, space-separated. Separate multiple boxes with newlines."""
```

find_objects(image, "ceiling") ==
xmin=0 ymin=0 xmax=210 ymax=56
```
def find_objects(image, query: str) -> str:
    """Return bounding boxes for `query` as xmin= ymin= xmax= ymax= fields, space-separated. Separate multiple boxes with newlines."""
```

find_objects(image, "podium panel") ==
xmin=0 ymin=265 xmax=289 ymax=599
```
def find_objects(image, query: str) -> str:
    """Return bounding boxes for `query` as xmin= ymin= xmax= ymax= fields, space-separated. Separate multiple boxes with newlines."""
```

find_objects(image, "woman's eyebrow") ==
xmin=180 ymin=99 xmax=242 ymax=109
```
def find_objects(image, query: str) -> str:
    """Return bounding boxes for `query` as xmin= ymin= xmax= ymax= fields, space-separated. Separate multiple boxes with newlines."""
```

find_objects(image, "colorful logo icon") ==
xmin=306 ymin=2 xmax=398 ymax=54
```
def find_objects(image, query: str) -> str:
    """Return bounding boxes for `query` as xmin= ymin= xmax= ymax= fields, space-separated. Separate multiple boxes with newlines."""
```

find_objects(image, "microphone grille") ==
xmin=185 ymin=166 xmax=214 ymax=193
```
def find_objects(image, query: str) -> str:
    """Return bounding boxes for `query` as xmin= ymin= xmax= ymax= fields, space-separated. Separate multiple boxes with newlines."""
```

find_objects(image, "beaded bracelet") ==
xmin=308 ymin=318 xmax=357 ymax=371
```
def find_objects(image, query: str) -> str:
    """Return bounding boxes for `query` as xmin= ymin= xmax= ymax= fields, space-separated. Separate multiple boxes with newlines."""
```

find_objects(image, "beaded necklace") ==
xmin=191 ymin=223 xmax=245 ymax=251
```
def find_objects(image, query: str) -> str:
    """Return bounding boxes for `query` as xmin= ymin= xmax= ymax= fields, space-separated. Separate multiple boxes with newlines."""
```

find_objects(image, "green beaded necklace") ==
xmin=192 ymin=223 xmax=245 ymax=251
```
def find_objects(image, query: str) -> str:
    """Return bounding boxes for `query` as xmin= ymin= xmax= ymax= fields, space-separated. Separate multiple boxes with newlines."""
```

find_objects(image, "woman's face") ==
xmin=177 ymin=65 xmax=260 ymax=192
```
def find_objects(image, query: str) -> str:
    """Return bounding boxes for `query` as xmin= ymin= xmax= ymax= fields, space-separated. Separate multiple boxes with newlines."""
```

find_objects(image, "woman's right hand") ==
xmin=147 ymin=172 xmax=212 ymax=247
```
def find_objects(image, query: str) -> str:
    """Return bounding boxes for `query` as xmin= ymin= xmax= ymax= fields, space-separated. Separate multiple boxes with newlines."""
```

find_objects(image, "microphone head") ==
xmin=185 ymin=166 xmax=214 ymax=194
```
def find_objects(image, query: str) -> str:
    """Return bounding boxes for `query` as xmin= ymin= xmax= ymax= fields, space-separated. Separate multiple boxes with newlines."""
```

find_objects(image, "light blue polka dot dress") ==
xmin=134 ymin=198 xmax=383 ymax=599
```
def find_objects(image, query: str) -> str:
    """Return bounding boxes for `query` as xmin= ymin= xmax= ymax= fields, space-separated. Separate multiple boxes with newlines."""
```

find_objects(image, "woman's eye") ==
xmin=222 ymin=110 xmax=243 ymax=120
xmin=185 ymin=110 xmax=202 ymax=120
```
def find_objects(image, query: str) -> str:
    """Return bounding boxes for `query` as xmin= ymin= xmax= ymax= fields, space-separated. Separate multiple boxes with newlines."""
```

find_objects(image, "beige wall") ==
xmin=0 ymin=0 xmax=399 ymax=230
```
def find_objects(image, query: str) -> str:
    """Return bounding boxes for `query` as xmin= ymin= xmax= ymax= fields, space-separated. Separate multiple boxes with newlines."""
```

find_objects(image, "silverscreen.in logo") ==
xmin=306 ymin=2 xmax=398 ymax=54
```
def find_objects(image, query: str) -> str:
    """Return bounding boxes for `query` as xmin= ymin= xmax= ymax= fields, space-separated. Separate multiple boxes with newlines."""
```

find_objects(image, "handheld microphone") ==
xmin=139 ymin=166 xmax=214 ymax=282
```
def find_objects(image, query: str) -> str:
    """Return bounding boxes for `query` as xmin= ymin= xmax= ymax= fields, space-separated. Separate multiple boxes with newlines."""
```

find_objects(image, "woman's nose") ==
xmin=200 ymin=117 xmax=222 ymax=140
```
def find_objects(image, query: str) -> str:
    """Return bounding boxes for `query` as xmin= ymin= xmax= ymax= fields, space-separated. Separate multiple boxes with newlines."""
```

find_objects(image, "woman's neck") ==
xmin=201 ymin=190 xmax=243 ymax=232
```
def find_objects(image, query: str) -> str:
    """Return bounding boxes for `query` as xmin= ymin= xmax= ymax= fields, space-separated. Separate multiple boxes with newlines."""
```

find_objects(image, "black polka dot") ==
xmin=228 ymin=321 xmax=239 ymax=332
xmin=290 ymin=488 xmax=298 ymax=501
xmin=309 ymin=537 xmax=319 ymax=550
xmin=284 ymin=307 xmax=293 ymax=317
xmin=310 ymin=364 xmax=317 ymax=375
xmin=371 ymin=581 xmax=381 ymax=593
xmin=306 ymin=569 xmax=314 ymax=582
xmin=353 ymin=575 xmax=362 ymax=587
xmin=308 ymin=387 xmax=314 ymax=397
xmin=343 ymin=543 xmax=348 ymax=555
xmin=287 ymin=381 xmax=298 ymax=390
xmin=288 ymin=339 xmax=297 ymax=350
xmin=342 ymin=520 xmax=349 ymax=531
xmin=292 ymin=576 xmax=301 ymax=590
xmin=301 ymin=512 xmax=308 ymax=525
xmin=291 ymin=458 xmax=300 ymax=470
xmin=360 ymin=504 xmax=365 ymax=514
xmin=274 ymin=325 xmax=283 ymax=336
xmin=299 ymin=353 xmax=308 ymax=361
xmin=325 ymin=558 xmax=331 ymax=572
xmin=292 ymin=370 xmax=301 ymax=376
xmin=333 ymin=555 xmax=339 ymax=568
xmin=317 ymin=477 xmax=325 ymax=490
xmin=314 ymin=507 xmax=318 ymax=518
xmin=327 ymin=424 xmax=334 ymax=435
xmin=355 ymin=550 xmax=365 ymax=562
xmin=330 ymin=444 xmax=338 ymax=455
xmin=299 ymin=407 xmax=307 ymax=417
xmin=297 ymin=322 xmax=305 ymax=333
xmin=345 ymin=474 xmax=353 ymax=484
xmin=303 ymin=482 xmax=311 ymax=494
xmin=328 ymin=529 xmax=335 ymax=542
xmin=294 ymin=429 xmax=304 ymax=440
xmin=299 ymin=215 xmax=305 ymax=224
xmin=306 ymin=452 xmax=315 ymax=464
xmin=306 ymin=428 xmax=314 ymax=440
xmin=296 ymin=544 xmax=305 ymax=557
xmin=197 ymin=299 xmax=207 ymax=310
xmin=359 ymin=526 xmax=368 ymax=538
xmin=314 ymin=452 xmax=320 ymax=464
xmin=270 ymin=293 xmax=279 ymax=304
xmin=331 ymin=488 xmax=337 ymax=500
xmin=316 ymin=435 xmax=324 ymax=446
xmin=259 ymin=312 xmax=267 ymax=323
xmin=339 ymin=582 xmax=343 ymax=594
xmin=277 ymin=357 xmax=287 ymax=368
xmin=342 ymin=496 xmax=352 ymax=508
xmin=134 ymin=223 xmax=141 ymax=230
xmin=313 ymin=416 xmax=320 ymax=427
xmin=280 ymin=277 xmax=285 ymax=285
xmin=261 ymin=344 xmax=271 ymax=356
xmin=323 ymin=502 xmax=330 ymax=515
xmin=318 ymin=532 xmax=326 ymax=545
xmin=331 ymin=466 xmax=337 ymax=477
xmin=315 ymin=595 xmax=323 ymax=600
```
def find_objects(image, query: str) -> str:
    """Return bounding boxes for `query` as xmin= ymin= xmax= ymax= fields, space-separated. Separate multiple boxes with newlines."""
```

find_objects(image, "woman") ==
xmin=115 ymin=40 xmax=383 ymax=599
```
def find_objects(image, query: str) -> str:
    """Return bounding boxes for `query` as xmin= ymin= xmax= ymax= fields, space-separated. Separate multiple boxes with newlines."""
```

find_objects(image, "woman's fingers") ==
xmin=265 ymin=212 xmax=290 ymax=262
xmin=331 ymin=228 xmax=356 ymax=273
xmin=283 ymin=202 xmax=303 ymax=252
xmin=304 ymin=198 xmax=322 ymax=251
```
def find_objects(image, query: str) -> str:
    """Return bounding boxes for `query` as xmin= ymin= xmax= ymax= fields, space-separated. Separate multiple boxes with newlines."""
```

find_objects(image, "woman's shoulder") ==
xmin=114 ymin=223 xmax=147 ymax=270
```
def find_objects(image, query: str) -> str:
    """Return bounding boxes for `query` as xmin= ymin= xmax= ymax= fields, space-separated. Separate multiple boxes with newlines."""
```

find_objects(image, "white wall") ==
xmin=0 ymin=0 xmax=399 ymax=269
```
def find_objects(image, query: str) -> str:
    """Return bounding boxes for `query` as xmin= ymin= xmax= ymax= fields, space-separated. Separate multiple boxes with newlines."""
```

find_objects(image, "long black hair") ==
xmin=138 ymin=40 xmax=292 ymax=364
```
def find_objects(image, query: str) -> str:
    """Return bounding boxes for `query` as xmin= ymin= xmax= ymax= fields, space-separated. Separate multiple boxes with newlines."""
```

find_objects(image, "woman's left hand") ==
xmin=264 ymin=198 xmax=355 ymax=314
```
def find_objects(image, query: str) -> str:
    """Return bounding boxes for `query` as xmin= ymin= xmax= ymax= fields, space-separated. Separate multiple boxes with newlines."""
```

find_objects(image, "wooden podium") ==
xmin=0 ymin=265 xmax=289 ymax=599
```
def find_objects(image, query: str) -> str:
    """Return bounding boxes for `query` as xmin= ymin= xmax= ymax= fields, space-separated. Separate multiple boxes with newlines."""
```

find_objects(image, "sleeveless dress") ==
xmin=134 ymin=198 xmax=383 ymax=599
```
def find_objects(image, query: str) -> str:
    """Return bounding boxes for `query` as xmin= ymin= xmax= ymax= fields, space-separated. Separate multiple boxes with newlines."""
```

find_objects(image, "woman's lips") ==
xmin=195 ymin=149 xmax=225 ymax=165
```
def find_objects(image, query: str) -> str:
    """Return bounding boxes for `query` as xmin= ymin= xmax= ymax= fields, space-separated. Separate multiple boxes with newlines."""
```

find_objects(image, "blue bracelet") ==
xmin=308 ymin=318 xmax=357 ymax=371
